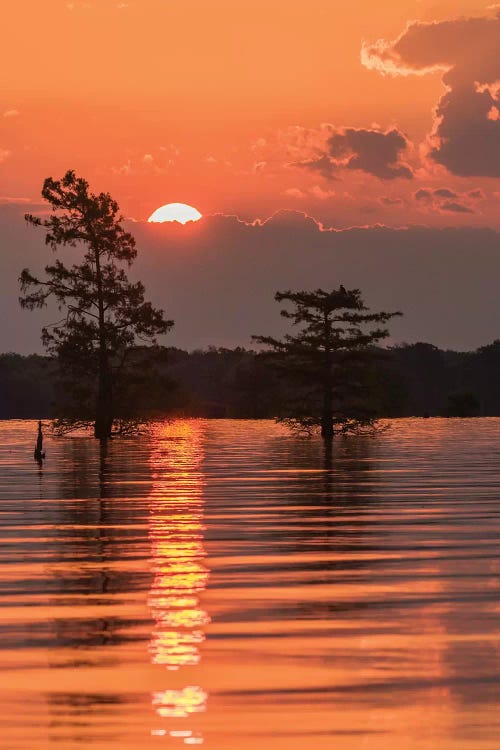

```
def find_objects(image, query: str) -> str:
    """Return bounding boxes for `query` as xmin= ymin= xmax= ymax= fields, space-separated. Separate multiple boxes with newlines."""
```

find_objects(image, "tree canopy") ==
xmin=253 ymin=287 xmax=401 ymax=439
xmin=19 ymin=170 xmax=173 ymax=438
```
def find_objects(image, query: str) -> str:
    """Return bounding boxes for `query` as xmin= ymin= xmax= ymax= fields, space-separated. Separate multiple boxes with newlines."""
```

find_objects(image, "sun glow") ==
xmin=148 ymin=203 xmax=202 ymax=224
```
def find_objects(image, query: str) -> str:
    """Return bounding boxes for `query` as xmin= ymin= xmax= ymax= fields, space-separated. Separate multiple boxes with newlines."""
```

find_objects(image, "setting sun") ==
xmin=148 ymin=203 xmax=202 ymax=225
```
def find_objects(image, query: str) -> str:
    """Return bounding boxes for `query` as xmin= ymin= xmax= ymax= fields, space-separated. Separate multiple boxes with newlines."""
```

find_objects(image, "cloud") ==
xmin=331 ymin=128 xmax=413 ymax=180
xmin=253 ymin=161 xmax=267 ymax=173
xmin=296 ymin=127 xmax=413 ymax=181
xmin=433 ymin=188 xmax=458 ymax=199
xmin=283 ymin=185 xmax=336 ymax=200
xmin=310 ymin=185 xmax=336 ymax=200
xmin=249 ymin=125 xmax=333 ymax=178
xmin=440 ymin=201 xmax=474 ymax=214
xmin=111 ymin=148 xmax=177 ymax=176
xmin=362 ymin=12 xmax=500 ymax=176
xmin=3 ymin=109 xmax=19 ymax=118
xmin=295 ymin=154 xmax=339 ymax=180
xmin=468 ymin=189 xmax=485 ymax=200
xmin=4 ymin=208 xmax=500 ymax=354
xmin=414 ymin=187 xmax=484 ymax=214
xmin=0 ymin=196 xmax=32 ymax=205
xmin=283 ymin=187 xmax=306 ymax=199
xmin=0 ymin=149 xmax=11 ymax=163
xmin=379 ymin=196 xmax=404 ymax=207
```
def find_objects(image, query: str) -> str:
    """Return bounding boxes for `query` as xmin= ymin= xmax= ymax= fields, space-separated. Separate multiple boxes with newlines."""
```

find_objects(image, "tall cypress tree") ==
xmin=20 ymin=170 xmax=173 ymax=439
xmin=253 ymin=287 xmax=401 ymax=440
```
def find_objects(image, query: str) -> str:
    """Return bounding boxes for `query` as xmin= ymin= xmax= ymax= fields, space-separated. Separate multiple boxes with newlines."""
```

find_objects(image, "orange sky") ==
xmin=1 ymin=0 xmax=499 ymax=226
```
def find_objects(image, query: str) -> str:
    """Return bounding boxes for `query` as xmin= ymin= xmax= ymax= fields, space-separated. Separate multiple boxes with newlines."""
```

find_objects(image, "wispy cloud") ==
xmin=111 ymin=147 xmax=178 ymax=176
xmin=0 ymin=196 xmax=33 ymax=205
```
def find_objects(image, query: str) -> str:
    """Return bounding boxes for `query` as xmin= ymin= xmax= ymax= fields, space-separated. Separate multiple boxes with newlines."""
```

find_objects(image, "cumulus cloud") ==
xmin=3 ymin=109 xmax=19 ymax=118
xmin=296 ymin=127 xmax=413 ymax=181
xmin=330 ymin=128 xmax=413 ymax=179
xmin=295 ymin=153 xmax=339 ymax=180
xmin=0 ymin=148 xmax=11 ymax=163
xmin=252 ymin=123 xmax=413 ymax=182
xmin=362 ymin=12 xmax=500 ymax=176
xmin=414 ymin=187 xmax=484 ymax=214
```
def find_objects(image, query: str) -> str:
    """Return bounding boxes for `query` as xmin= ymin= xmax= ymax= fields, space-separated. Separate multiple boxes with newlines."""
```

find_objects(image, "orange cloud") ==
xmin=362 ymin=12 xmax=500 ymax=176
xmin=296 ymin=127 xmax=414 ymax=181
xmin=414 ymin=187 xmax=485 ymax=214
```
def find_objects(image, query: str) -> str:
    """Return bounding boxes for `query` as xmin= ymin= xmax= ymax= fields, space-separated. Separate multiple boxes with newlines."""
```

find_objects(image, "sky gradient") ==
xmin=1 ymin=1 xmax=499 ymax=351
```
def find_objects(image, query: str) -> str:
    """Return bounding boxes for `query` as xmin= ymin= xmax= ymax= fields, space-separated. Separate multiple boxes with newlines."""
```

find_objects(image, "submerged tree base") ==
xmin=51 ymin=417 xmax=158 ymax=438
xmin=277 ymin=415 xmax=389 ymax=440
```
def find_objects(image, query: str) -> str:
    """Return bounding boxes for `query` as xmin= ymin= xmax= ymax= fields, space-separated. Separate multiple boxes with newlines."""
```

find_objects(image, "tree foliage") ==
xmin=253 ymin=287 xmax=401 ymax=439
xmin=19 ymin=170 xmax=173 ymax=438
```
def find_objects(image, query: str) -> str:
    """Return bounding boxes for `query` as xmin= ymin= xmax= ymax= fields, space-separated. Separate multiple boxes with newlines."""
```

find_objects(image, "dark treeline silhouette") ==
xmin=2 ymin=340 xmax=500 ymax=421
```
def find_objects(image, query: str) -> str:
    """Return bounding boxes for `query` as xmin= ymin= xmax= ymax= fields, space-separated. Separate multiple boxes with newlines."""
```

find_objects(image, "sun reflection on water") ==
xmin=148 ymin=421 xmax=208 ymax=743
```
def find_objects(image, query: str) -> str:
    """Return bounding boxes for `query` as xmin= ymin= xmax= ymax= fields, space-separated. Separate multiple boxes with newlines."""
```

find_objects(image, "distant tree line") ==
xmin=2 ymin=340 xmax=500 ymax=422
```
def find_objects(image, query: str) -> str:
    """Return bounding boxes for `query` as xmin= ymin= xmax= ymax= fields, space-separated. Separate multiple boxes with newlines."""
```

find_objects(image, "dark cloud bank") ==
xmin=1 ymin=206 xmax=499 ymax=354
xmin=363 ymin=12 xmax=500 ymax=177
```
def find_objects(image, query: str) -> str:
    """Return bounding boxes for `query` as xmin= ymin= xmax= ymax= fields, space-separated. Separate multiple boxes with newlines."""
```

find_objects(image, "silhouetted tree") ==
xmin=443 ymin=392 xmax=480 ymax=417
xmin=253 ymin=287 xmax=401 ymax=440
xmin=391 ymin=342 xmax=448 ymax=416
xmin=19 ymin=170 xmax=173 ymax=438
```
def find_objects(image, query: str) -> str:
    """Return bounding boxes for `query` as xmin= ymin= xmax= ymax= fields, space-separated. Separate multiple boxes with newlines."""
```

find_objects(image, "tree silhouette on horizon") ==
xmin=19 ymin=170 xmax=173 ymax=439
xmin=253 ymin=287 xmax=401 ymax=440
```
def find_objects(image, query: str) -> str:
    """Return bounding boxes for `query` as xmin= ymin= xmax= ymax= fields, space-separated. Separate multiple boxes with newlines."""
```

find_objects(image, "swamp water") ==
xmin=0 ymin=418 xmax=499 ymax=749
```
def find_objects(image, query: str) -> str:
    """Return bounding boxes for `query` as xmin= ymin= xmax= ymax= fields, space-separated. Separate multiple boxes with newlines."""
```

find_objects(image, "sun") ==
xmin=148 ymin=203 xmax=202 ymax=224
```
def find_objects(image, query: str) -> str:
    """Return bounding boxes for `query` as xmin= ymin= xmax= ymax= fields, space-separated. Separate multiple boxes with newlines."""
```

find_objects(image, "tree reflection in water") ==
xmin=148 ymin=420 xmax=209 ymax=744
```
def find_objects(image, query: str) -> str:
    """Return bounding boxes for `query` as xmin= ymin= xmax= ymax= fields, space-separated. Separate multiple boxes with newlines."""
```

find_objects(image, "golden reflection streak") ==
xmin=148 ymin=420 xmax=208 ymax=743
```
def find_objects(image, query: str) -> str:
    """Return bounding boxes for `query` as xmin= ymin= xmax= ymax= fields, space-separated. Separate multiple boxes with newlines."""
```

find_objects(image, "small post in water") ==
xmin=34 ymin=420 xmax=45 ymax=461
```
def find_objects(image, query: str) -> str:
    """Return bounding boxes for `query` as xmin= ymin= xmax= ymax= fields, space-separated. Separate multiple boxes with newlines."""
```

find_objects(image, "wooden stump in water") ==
xmin=34 ymin=420 xmax=45 ymax=461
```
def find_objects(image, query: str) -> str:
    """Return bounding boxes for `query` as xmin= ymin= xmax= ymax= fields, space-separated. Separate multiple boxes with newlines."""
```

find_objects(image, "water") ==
xmin=0 ymin=418 xmax=499 ymax=749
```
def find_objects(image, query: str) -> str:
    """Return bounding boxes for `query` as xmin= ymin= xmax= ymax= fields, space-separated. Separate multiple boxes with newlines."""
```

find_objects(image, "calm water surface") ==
xmin=0 ymin=418 xmax=499 ymax=749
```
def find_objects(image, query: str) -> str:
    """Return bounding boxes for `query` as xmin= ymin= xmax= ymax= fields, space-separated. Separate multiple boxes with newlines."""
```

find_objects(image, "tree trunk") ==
xmin=93 ymin=243 xmax=113 ymax=440
xmin=94 ymin=357 xmax=113 ymax=439
xmin=321 ymin=311 xmax=333 ymax=442
xmin=321 ymin=390 xmax=334 ymax=441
